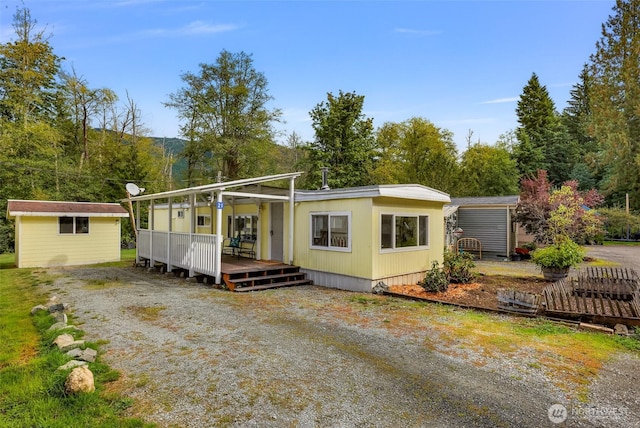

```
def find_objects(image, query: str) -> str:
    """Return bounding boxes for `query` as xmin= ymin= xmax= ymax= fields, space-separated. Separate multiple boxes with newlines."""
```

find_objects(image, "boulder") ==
xmin=79 ymin=348 xmax=98 ymax=363
xmin=53 ymin=333 xmax=84 ymax=351
xmin=372 ymin=281 xmax=388 ymax=295
xmin=48 ymin=322 xmax=68 ymax=331
xmin=66 ymin=347 xmax=97 ymax=362
xmin=66 ymin=348 xmax=83 ymax=358
xmin=30 ymin=305 xmax=47 ymax=315
xmin=57 ymin=360 xmax=88 ymax=371
xmin=53 ymin=333 xmax=74 ymax=348
xmin=52 ymin=312 xmax=67 ymax=324
xmin=47 ymin=303 xmax=65 ymax=313
xmin=64 ymin=366 xmax=95 ymax=394
xmin=614 ymin=324 xmax=630 ymax=336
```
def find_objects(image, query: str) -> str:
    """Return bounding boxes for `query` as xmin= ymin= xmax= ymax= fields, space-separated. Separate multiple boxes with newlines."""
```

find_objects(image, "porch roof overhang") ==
xmin=295 ymin=184 xmax=451 ymax=203
xmin=123 ymin=172 xmax=303 ymax=202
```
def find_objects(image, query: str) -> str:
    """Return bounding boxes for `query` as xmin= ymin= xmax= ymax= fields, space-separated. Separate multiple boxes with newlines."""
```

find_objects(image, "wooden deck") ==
xmin=220 ymin=256 xmax=312 ymax=292
xmin=542 ymin=267 xmax=640 ymax=326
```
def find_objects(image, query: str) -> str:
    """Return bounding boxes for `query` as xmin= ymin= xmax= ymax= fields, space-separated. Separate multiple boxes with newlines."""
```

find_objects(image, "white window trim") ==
xmin=58 ymin=216 xmax=90 ymax=235
xmin=380 ymin=212 xmax=430 ymax=253
xmin=227 ymin=213 xmax=259 ymax=239
xmin=309 ymin=211 xmax=352 ymax=252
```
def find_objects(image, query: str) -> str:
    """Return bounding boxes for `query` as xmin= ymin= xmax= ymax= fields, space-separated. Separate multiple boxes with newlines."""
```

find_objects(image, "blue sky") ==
xmin=0 ymin=0 xmax=615 ymax=152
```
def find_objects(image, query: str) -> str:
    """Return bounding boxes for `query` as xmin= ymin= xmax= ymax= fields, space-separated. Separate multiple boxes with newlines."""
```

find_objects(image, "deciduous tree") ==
xmin=515 ymin=170 xmax=604 ymax=244
xmin=165 ymin=50 xmax=281 ymax=181
xmin=371 ymin=117 xmax=458 ymax=193
xmin=456 ymin=142 xmax=519 ymax=196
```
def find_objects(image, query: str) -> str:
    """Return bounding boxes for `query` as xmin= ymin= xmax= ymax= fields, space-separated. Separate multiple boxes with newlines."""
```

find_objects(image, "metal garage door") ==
xmin=457 ymin=208 xmax=507 ymax=254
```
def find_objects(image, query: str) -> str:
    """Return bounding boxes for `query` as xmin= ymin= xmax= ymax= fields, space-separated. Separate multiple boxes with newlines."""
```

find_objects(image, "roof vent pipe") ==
xmin=320 ymin=167 xmax=330 ymax=190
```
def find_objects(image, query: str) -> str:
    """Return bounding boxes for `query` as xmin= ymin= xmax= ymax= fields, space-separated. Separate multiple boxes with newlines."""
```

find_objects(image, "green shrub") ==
xmin=443 ymin=251 xmax=476 ymax=284
xmin=532 ymin=237 xmax=585 ymax=269
xmin=419 ymin=261 xmax=449 ymax=292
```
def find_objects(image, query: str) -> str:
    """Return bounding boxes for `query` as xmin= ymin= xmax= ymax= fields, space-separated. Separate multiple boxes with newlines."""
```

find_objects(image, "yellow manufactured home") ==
xmin=294 ymin=185 xmax=450 ymax=291
xmin=6 ymin=200 xmax=129 ymax=268
xmin=132 ymin=173 xmax=450 ymax=292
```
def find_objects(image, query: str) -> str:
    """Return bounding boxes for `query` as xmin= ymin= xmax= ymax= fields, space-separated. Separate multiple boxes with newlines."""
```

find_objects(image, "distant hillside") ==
xmin=151 ymin=137 xmax=187 ymax=182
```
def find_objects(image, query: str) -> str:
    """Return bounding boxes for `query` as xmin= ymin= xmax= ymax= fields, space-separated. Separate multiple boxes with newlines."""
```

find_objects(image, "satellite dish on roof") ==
xmin=126 ymin=183 xmax=145 ymax=196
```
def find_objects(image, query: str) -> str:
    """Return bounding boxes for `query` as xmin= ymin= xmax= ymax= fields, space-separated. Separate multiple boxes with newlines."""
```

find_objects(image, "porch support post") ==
xmin=167 ymin=197 xmax=173 ymax=273
xmin=288 ymin=177 xmax=295 ymax=265
xmin=149 ymin=199 xmax=155 ymax=267
xmin=189 ymin=193 xmax=195 ymax=277
xmin=215 ymin=190 xmax=224 ymax=284
xmin=135 ymin=200 xmax=141 ymax=264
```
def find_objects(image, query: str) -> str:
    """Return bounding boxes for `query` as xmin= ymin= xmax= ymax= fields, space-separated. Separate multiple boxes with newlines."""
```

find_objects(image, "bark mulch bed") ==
xmin=388 ymin=274 xmax=549 ymax=310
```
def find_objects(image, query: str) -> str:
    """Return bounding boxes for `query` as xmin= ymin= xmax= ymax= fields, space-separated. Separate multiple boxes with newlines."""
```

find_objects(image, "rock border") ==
xmin=31 ymin=296 xmax=96 ymax=394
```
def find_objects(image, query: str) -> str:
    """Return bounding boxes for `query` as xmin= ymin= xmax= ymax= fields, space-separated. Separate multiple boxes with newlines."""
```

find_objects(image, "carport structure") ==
xmin=126 ymin=172 xmax=302 ymax=285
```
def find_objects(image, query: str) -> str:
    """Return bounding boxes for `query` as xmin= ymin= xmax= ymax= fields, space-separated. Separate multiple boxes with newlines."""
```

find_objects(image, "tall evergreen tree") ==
xmin=562 ymin=64 xmax=601 ymax=190
xmin=516 ymin=73 xmax=556 ymax=141
xmin=514 ymin=73 xmax=556 ymax=178
xmin=588 ymin=0 xmax=640 ymax=209
xmin=514 ymin=73 xmax=578 ymax=184
xmin=303 ymin=90 xmax=376 ymax=189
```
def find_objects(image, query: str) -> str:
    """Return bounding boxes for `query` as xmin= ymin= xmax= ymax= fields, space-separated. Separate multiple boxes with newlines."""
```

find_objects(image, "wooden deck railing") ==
xmin=137 ymin=230 xmax=219 ymax=277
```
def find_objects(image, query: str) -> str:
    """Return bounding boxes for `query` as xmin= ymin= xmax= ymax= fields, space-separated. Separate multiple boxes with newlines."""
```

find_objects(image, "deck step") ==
xmin=233 ymin=279 xmax=313 ymax=292
xmin=226 ymin=267 xmax=302 ymax=281
xmin=230 ymin=272 xmax=306 ymax=287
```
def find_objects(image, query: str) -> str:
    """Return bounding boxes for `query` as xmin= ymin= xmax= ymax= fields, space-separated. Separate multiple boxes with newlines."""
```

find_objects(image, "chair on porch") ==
xmin=222 ymin=236 xmax=241 ymax=256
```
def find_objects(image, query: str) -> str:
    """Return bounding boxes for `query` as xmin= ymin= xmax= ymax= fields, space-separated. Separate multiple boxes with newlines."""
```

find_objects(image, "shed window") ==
xmin=381 ymin=214 xmax=428 ymax=250
xmin=311 ymin=212 xmax=350 ymax=251
xmin=59 ymin=217 xmax=89 ymax=234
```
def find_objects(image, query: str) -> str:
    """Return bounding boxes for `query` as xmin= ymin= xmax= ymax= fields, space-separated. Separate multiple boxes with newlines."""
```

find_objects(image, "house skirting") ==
xmin=301 ymin=269 xmax=426 ymax=293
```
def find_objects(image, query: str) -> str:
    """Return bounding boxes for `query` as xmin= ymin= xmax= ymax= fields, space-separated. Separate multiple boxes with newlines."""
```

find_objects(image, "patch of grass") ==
xmin=348 ymin=295 xmax=388 ymax=306
xmin=83 ymin=278 xmax=130 ymax=290
xmin=89 ymin=249 xmax=138 ymax=268
xmin=127 ymin=305 xmax=167 ymax=321
xmin=585 ymin=258 xmax=620 ymax=267
xmin=0 ymin=252 xmax=16 ymax=269
xmin=424 ymin=311 xmax=631 ymax=402
xmin=0 ymin=265 xmax=154 ymax=427
xmin=603 ymin=240 xmax=640 ymax=246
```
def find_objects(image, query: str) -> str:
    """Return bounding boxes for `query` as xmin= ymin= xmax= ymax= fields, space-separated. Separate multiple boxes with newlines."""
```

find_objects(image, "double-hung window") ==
xmin=59 ymin=217 xmax=89 ymax=234
xmin=310 ymin=212 xmax=350 ymax=251
xmin=381 ymin=214 xmax=428 ymax=250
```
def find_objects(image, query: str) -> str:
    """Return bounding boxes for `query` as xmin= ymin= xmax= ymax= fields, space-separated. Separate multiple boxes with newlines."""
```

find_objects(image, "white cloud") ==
xmin=141 ymin=21 xmax=239 ymax=37
xmin=394 ymin=28 xmax=441 ymax=36
xmin=481 ymin=97 xmax=519 ymax=104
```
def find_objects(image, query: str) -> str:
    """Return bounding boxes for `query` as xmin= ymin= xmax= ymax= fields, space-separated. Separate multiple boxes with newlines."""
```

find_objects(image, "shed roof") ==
xmin=448 ymin=195 xmax=519 ymax=207
xmin=7 ymin=200 xmax=129 ymax=218
xmin=295 ymin=184 xmax=451 ymax=203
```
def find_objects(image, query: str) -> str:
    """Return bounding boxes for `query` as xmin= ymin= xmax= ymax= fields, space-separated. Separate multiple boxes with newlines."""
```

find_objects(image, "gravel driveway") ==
xmin=51 ymin=256 xmax=640 ymax=427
